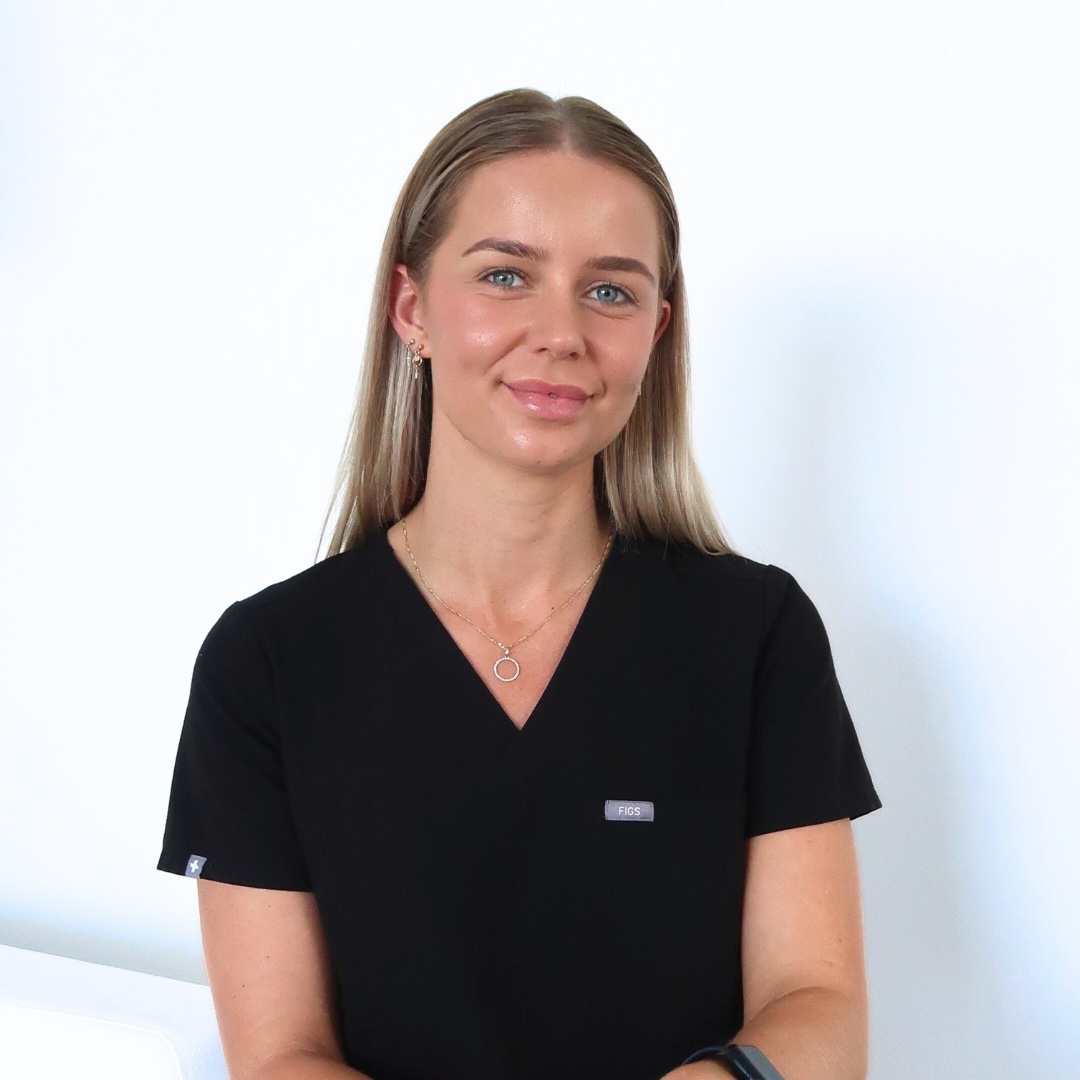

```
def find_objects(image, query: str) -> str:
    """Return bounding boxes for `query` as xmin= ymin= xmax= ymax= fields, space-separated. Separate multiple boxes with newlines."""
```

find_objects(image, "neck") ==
xmin=398 ymin=440 xmax=610 ymax=622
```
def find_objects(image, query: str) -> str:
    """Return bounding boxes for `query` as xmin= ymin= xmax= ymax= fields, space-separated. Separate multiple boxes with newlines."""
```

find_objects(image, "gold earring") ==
xmin=406 ymin=338 xmax=424 ymax=381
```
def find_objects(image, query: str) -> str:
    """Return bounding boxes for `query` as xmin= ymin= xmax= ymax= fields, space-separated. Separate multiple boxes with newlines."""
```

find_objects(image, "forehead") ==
xmin=442 ymin=151 xmax=662 ymax=262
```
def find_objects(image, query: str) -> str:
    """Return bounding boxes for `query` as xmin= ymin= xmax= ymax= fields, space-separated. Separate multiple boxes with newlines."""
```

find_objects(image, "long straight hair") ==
xmin=319 ymin=88 xmax=732 ymax=558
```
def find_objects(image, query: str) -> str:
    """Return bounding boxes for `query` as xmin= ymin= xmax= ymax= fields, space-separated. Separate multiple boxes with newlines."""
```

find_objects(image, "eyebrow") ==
xmin=461 ymin=237 xmax=657 ymax=288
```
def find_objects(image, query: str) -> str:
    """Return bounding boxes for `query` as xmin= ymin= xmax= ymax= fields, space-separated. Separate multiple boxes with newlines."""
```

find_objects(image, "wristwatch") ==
xmin=681 ymin=1043 xmax=786 ymax=1080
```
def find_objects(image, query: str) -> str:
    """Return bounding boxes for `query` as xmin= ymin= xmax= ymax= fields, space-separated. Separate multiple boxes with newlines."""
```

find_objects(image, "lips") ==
xmin=504 ymin=379 xmax=590 ymax=400
xmin=503 ymin=379 xmax=592 ymax=420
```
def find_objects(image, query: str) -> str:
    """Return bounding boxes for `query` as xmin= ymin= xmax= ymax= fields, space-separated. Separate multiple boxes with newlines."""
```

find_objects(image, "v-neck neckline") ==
xmin=377 ymin=523 xmax=623 ymax=737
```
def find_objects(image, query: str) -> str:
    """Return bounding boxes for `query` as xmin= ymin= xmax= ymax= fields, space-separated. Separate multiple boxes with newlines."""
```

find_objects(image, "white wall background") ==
xmin=2 ymin=2 xmax=1077 ymax=1077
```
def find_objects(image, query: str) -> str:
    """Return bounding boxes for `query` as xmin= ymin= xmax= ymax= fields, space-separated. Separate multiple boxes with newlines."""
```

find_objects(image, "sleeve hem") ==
xmin=746 ymin=792 xmax=882 ymax=838
xmin=157 ymin=848 xmax=312 ymax=891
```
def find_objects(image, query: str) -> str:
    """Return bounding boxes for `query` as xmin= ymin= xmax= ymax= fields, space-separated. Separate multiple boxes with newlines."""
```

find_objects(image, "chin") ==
xmin=435 ymin=403 xmax=615 ymax=476
xmin=498 ymin=433 xmax=605 ymax=477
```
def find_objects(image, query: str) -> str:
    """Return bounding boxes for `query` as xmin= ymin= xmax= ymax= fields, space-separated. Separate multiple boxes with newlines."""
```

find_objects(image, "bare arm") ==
xmin=663 ymin=819 xmax=870 ymax=1080
xmin=198 ymin=879 xmax=372 ymax=1080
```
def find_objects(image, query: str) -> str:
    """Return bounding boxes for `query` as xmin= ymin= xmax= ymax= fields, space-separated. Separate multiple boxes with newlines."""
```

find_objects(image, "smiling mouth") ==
xmin=503 ymin=380 xmax=592 ymax=419
xmin=504 ymin=379 xmax=590 ymax=400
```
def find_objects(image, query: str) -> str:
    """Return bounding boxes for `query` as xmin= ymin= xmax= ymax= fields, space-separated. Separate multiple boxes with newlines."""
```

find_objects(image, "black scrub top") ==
xmin=158 ymin=528 xmax=881 ymax=1080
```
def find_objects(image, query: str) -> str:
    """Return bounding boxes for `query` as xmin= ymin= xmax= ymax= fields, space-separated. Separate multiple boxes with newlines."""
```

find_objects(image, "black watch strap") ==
xmin=681 ymin=1043 xmax=786 ymax=1080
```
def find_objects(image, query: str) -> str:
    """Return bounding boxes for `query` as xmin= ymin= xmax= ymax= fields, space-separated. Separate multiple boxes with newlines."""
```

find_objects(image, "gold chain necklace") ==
xmin=400 ymin=520 xmax=615 ymax=683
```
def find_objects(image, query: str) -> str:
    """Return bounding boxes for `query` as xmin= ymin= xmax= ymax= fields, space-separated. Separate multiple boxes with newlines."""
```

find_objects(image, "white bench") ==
xmin=0 ymin=944 xmax=227 ymax=1079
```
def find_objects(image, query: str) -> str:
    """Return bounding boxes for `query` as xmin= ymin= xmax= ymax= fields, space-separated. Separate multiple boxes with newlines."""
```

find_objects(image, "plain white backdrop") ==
xmin=1 ymin=3 xmax=1077 ymax=1078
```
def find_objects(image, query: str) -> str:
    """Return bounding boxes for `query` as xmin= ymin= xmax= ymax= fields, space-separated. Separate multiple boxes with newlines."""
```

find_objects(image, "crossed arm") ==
xmin=198 ymin=818 xmax=869 ymax=1080
xmin=663 ymin=818 xmax=869 ymax=1080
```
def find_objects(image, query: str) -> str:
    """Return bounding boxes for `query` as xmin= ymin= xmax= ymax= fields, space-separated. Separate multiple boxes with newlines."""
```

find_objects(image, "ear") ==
xmin=388 ymin=264 xmax=427 ymax=351
xmin=652 ymin=298 xmax=672 ymax=347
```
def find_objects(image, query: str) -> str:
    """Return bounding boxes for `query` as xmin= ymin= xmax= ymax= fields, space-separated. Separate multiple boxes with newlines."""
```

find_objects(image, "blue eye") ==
xmin=592 ymin=283 xmax=631 ymax=305
xmin=482 ymin=268 xmax=633 ymax=305
xmin=485 ymin=269 xmax=523 ymax=288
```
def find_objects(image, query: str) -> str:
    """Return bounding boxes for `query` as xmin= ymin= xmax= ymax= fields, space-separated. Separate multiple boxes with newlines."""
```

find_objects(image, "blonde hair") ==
xmin=319 ymin=88 xmax=732 ymax=558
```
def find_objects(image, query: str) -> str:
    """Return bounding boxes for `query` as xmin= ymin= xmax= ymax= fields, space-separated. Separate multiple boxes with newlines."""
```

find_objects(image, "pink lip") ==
xmin=503 ymin=379 xmax=592 ymax=420
xmin=504 ymin=379 xmax=590 ymax=400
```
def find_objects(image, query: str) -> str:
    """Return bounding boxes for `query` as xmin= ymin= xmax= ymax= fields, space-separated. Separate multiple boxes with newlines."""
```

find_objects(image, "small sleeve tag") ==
xmin=185 ymin=854 xmax=207 ymax=878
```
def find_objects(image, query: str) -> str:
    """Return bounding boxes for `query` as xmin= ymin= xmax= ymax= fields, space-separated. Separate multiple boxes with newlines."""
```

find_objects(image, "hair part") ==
xmin=318 ymin=87 xmax=733 ymax=559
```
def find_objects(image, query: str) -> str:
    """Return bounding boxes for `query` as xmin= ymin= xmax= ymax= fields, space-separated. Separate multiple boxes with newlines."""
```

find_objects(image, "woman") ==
xmin=159 ymin=88 xmax=881 ymax=1080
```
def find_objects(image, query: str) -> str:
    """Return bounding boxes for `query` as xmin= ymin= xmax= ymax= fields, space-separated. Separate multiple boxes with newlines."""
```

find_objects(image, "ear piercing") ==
xmin=406 ymin=338 xmax=424 ymax=380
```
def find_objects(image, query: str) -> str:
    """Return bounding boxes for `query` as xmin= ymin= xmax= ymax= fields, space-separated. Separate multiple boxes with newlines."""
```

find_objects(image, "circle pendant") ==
xmin=493 ymin=655 xmax=521 ymax=683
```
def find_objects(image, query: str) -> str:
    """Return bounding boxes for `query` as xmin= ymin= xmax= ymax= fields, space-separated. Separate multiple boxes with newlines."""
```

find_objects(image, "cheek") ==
xmin=428 ymin=291 xmax=512 ymax=358
xmin=605 ymin=325 xmax=654 ymax=382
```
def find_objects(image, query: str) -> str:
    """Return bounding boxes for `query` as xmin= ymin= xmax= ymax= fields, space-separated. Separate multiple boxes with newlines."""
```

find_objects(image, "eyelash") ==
xmin=482 ymin=267 xmax=636 ymax=306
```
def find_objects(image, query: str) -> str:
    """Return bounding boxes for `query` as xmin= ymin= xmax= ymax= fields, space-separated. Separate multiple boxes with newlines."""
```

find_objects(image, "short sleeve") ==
xmin=745 ymin=567 xmax=882 ymax=837
xmin=157 ymin=602 xmax=311 ymax=889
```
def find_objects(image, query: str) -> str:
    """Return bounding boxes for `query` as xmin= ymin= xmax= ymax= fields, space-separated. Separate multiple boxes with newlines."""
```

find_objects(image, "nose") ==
xmin=529 ymin=282 xmax=586 ymax=360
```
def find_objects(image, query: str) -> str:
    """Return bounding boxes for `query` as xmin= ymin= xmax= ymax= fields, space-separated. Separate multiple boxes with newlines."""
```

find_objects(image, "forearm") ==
xmin=249 ymin=1049 xmax=373 ymax=1080
xmin=666 ymin=985 xmax=868 ymax=1080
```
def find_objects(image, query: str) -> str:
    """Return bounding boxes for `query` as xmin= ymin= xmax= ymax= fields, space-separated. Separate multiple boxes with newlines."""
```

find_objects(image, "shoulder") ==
xmin=199 ymin=532 xmax=390 ymax=662
xmin=614 ymin=536 xmax=831 ymax=667
xmin=618 ymin=534 xmax=804 ymax=617
xmin=617 ymin=532 xmax=764 ymax=578
xmin=241 ymin=534 xmax=383 ymax=614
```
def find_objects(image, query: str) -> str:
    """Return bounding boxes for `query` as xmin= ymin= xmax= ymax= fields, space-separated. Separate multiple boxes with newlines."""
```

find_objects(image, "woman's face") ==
xmin=393 ymin=150 xmax=672 ymax=478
